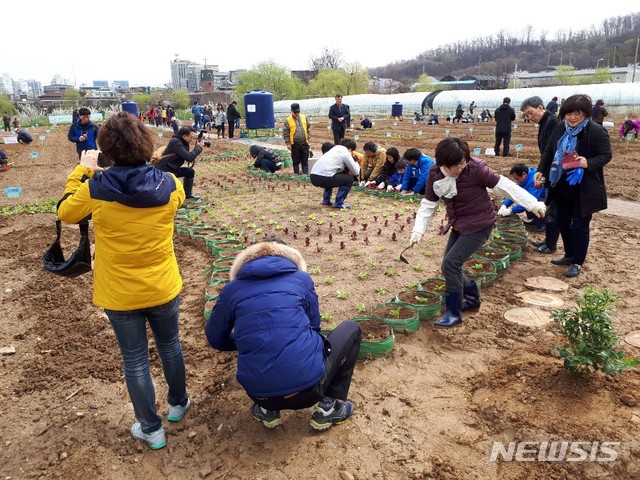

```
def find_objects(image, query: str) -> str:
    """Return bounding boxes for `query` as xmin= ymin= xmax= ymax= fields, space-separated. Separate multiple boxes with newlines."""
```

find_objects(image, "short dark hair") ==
xmin=520 ymin=96 xmax=544 ymax=111
xmin=97 ymin=112 xmax=153 ymax=167
xmin=595 ymin=99 xmax=605 ymax=106
xmin=340 ymin=138 xmax=356 ymax=150
xmin=78 ymin=107 xmax=91 ymax=116
xmin=503 ymin=97 xmax=511 ymax=104
xmin=434 ymin=137 xmax=470 ymax=168
xmin=335 ymin=94 xmax=343 ymax=99
xmin=403 ymin=148 xmax=422 ymax=161
xmin=178 ymin=126 xmax=195 ymax=137
xmin=363 ymin=141 xmax=377 ymax=153
xmin=558 ymin=94 xmax=592 ymax=120
xmin=321 ymin=142 xmax=334 ymax=154
xmin=509 ymin=163 xmax=528 ymax=177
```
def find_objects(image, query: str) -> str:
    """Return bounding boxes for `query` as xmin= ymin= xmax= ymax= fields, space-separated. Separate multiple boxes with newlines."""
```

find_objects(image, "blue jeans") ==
xmin=105 ymin=296 xmax=188 ymax=434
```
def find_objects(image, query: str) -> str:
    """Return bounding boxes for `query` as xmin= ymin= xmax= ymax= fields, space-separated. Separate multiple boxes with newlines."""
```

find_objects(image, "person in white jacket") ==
xmin=310 ymin=139 xmax=360 ymax=209
xmin=409 ymin=137 xmax=545 ymax=328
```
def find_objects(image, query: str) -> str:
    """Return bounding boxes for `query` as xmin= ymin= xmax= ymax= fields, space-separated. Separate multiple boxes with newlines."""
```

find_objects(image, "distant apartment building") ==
xmin=1 ymin=73 xmax=13 ymax=95
xmin=113 ymin=80 xmax=129 ymax=89
xmin=93 ymin=80 xmax=109 ymax=88
xmin=171 ymin=57 xmax=234 ymax=92
xmin=515 ymin=65 xmax=640 ymax=87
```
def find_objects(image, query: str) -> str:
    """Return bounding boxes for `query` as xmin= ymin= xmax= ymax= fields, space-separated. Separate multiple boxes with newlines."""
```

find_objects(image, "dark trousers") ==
xmin=251 ymin=321 xmax=362 ymax=411
xmin=544 ymin=198 xmax=559 ymax=250
xmin=494 ymin=131 xmax=512 ymax=156
xmin=556 ymin=195 xmax=592 ymax=265
xmin=291 ymin=143 xmax=310 ymax=174
xmin=442 ymin=225 xmax=493 ymax=292
xmin=310 ymin=173 xmax=353 ymax=189
xmin=332 ymin=127 xmax=345 ymax=145
xmin=406 ymin=177 xmax=425 ymax=195
xmin=228 ymin=121 xmax=235 ymax=138
xmin=259 ymin=158 xmax=278 ymax=173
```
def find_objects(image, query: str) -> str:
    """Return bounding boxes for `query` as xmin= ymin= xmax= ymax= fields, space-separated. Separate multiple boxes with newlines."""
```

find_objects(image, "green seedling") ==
xmin=325 ymin=276 xmax=335 ymax=285
xmin=414 ymin=296 xmax=429 ymax=304
xmin=389 ymin=307 xmax=402 ymax=319
xmin=411 ymin=263 xmax=424 ymax=272
xmin=384 ymin=268 xmax=396 ymax=277
xmin=471 ymin=263 xmax=484 ymax=270
xmin=320 ymin=312 xmax=333 ymax=321
xmin=406 ymin=282 xmax=418 ymax=289
xmin=336 ymin=291 xmax=350 ymax=300
xmin=369 ymin=258 xmax=379 ymax=267
xmin=375 ymin=287 xmax=388 ymax=296
xmin=326 ymin=255 xmax=335 ymax=261
xmin=357 ymin=271 xmax=368 ymax=280
xmin=309 ymin=267 xmax=321 ymax=275
xmin=356 ymin=303 xmax=367 ymax=313
xmin=340 ymin=262 xmax=349 ymax=271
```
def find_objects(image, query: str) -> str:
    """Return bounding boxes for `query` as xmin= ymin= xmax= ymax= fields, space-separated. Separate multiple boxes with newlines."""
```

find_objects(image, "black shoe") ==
xmin=564 ymin=264 xmax=582 ymax=277
xmin=526 ymin=224 xmax=546 ymax=232
xmin=531 ymin=240 xmax=546 ymax=248
xmin=533 ymin=245 xmax=555 ymax=254
xmin=551 ymin=257 xmax=573 ymax=266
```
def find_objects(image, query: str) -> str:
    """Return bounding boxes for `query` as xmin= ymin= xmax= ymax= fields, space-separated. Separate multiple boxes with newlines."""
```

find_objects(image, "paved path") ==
xmin=604 ymin=198 xmax=640 ymax=221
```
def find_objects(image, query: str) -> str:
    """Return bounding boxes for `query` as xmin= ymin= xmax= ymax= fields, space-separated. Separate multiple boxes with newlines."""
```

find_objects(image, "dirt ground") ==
xmin=1 ymin=115 xmax=639 ymax=480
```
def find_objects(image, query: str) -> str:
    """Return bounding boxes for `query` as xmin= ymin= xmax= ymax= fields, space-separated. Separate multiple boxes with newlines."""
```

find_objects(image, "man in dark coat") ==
xmin=494 ymin=97 xmax=516 ymax=157
xmin=155 ymin=126 xmax=205 ymax=200
xmin=328 ymin=95 xmax=351 ymax=145
xmin=226 ymin=101 xmax=241 ymax=138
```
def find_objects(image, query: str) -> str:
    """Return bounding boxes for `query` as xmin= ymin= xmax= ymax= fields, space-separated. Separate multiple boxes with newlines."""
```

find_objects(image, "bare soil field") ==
xmin=1 ymin=115 xmax=639 ymax=480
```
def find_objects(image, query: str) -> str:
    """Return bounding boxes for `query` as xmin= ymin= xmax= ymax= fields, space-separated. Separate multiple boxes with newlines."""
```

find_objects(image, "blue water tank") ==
xmin=122 ymin=101 xmax=139 ymax=118
xmin=244 ymin=90 xmax=275 ymax=129
xmin=391 ymin=102 xmax=403 ymax=118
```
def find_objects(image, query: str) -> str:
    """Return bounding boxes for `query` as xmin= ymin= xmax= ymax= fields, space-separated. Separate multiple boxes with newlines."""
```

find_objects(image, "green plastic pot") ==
xmin=370 ymin=302 xmax=421 ymax=333
xmin=394 ymin=290 xmax=442 ymax=321
xmin=419 ymin=276 xmax=446 ymax=296
xmin=463 ymin=258 xmax=498 ymax=286
xmin=473 ymin=246 xmax=510 ymax=273
xmin=490 ymin=241 xmax=523 ymax=261
xmin=492 ymin=231 xmax=528 ymax=249
xmin=212 ymin=255 xmax=237 ymax=272
xmin=352 ymin=317 xmax=395 ymax=360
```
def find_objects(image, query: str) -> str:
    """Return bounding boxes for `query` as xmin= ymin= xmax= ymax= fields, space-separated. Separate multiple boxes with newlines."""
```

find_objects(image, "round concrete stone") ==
xmin=515 ymin=291 xmax=564 ymax=309
xmin=624 ymin=331 xmax=640 ymax=348
xmin=504 ymin=307 xmax=553 ymax=327
xmin=525 ymin=276 xmax=569 ymax=292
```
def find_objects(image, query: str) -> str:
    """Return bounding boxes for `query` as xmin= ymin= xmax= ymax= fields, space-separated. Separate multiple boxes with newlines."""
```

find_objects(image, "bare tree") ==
xmin=310 ymin=48 xmax=344 ymax=70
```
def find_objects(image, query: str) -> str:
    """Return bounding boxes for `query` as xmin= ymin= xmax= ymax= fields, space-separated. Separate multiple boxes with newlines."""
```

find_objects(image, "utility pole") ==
xmin=613 ymin=45 xmax=617 ymax=68
xmin=633 ymin=37 xmax=640 ymax=83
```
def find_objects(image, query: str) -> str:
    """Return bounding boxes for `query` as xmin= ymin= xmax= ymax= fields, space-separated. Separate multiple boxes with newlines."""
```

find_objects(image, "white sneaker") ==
xmin=167 ymin=398 xmax=191 ymax=422
xmin=130 ymin=423 xmax=166 ymax=450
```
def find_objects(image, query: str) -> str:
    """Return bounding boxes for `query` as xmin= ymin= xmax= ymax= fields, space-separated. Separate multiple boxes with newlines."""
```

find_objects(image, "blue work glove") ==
xmin=566 ymin=167 xmax=584 ymax=186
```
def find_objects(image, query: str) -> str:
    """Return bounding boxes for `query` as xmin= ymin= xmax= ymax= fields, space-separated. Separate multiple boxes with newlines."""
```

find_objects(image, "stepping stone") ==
xmin=525 ymin=276 xmax=569 ymax=292
xmin=624 ymin=331 xmax=640 ymax=348
xmin=504 ymin=307 xmax=552 ymax=328
xmin=515 ymin=291 xmax=564 ymax=309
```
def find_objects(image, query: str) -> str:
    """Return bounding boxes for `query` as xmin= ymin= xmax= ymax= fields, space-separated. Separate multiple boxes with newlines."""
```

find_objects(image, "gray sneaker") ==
xmin=251 ymin=403 xmax=283 ymax=429
xmin=310 ymin=400 xmax=353 ymax=431
xmin=167 ymin=398 xmax=191 ymax=422
xmin=130 ymin=423 xmax=166 ymax=450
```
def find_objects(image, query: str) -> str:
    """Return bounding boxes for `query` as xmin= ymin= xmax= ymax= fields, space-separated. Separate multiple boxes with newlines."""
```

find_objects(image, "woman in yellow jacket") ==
xmin=57 ymin=112 xmax=189 ymax=450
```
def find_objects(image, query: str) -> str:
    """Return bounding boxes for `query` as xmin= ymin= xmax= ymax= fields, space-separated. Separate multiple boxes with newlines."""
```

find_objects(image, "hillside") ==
xmin=370 ymin=11 xmax=640 ymax=86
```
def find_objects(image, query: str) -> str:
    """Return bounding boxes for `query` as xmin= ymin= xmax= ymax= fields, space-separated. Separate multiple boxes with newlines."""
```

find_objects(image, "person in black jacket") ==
xmin=591 ymin=99 xmax=608 ymax=125
xmin=328 ymin=95 xmax=351 ymax=145
xmin=521 ymin=96 xmax=560 ymax=254
xmin=155 ymin=126 xmax=204 ymax=200
xmin=250 ymin=145 xmax=283 ymax=173
xmin=226 ymin=101 xmax=241 ymax=138
xmin=494 ymin=97 xmax=516 ymax=157
xmin=534 ymin=94 xmax=612 ymax=278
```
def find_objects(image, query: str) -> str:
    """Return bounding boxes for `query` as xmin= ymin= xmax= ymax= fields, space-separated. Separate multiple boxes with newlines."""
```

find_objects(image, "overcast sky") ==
xmin=3 ymin=2 xmax=638 ymax=87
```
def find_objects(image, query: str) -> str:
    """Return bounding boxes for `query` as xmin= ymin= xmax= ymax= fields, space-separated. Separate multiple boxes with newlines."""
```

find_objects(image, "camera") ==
xmin=97 ymin=151 xmax=113 ymax=167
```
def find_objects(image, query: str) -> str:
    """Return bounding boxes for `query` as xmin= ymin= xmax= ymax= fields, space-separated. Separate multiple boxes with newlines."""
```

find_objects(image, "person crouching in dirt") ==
xmin=310 ymin=139 xmax=360 ymax=209
xmin=0 ymin=149 xmax=9 ymax=171
xmin=205 ymin=238 xmax=362 ymax=431
xmin=249 ymin=145 xmax=283 ymax=173
xmin=16 ymin=129 xmax=33 ymax=144
xmin=155 ymin=126 xmax=204 ymax=200
xmin=409 ymin=137 xmax=546 ymax=328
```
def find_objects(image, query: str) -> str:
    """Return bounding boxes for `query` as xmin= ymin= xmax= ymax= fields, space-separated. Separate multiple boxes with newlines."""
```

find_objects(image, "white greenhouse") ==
xmin=273 ymin=83 xmax=640 ymax=120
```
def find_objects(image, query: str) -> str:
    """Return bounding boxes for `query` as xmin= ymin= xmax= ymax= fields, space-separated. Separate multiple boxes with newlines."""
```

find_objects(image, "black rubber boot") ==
xmin=183 ymin=177 xmax=199 ymax=200
xmin=322 ymin=188 xmax=333 ymax=206
xmin=434 ymin=290 xmax=463 ymax=328
xmin=461 ymin=279 xmax=481 ymax=312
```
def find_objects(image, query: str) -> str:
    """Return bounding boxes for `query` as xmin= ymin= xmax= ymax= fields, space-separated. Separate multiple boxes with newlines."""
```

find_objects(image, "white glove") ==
xmin=365 ymin=180 xmax=376 ymax=188
xmin=410 ymin=232 xmax=423 ymax=245
xmin=395 ymin=185 xmax=402 ymax=191
xmin=387 ymin=184 xmax=394 ymax=192
xmin=531 ymin=201 xmax=546 ymax=218
xmin=377 ymin=182 xmax=386 ymax=190
xmin=493 ymin=175 xmax=539 ymax=212
xmin=359 ymin=181 xmax=366 ymax=187
xmin=497 ymin=205 xmax=512 ymax=216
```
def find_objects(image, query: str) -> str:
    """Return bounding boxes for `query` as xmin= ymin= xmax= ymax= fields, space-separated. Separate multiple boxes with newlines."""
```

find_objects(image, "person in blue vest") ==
xmin=67 ymin=108 xmax=99 ymax=158
xmin=497 ymin=163 xmax=546 ymax=231
xmin=399 ymin=148 xmax=435 ymax=196
xmin=205 ymin=238 xmax=362 ymax=431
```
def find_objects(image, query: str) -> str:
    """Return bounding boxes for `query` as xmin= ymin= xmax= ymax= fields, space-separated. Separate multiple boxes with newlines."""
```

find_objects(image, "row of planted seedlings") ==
xmin=188 ymin=148 xmax=529 ymax=360
xmin=344 ymin=214 xmax=529 ymax=360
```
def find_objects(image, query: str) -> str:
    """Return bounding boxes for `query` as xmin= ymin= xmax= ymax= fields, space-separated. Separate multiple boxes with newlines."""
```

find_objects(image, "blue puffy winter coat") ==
xmin=205 ymin=242 xmax=325 ymax=397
